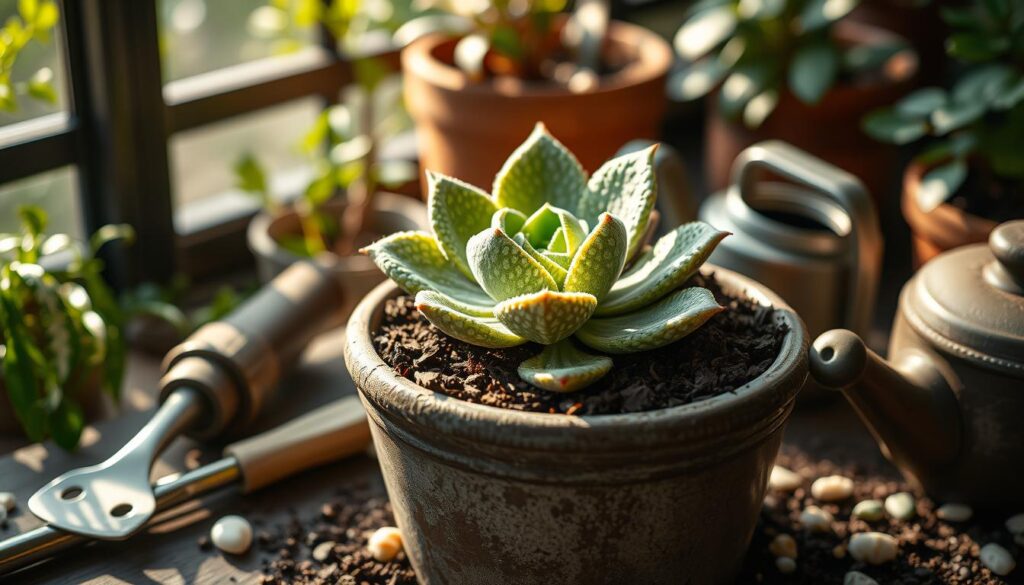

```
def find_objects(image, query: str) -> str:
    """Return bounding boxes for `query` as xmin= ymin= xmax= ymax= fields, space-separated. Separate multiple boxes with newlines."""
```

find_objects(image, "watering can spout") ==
xmin=810 ymin=329 xmax=963 ymax=481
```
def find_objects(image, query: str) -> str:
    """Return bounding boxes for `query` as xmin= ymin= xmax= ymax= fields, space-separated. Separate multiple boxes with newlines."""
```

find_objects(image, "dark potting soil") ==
xmin=372 ymin=274 xmax=787 ymax=415
xmin=951 ymin=169 xmax=1023 ymax=224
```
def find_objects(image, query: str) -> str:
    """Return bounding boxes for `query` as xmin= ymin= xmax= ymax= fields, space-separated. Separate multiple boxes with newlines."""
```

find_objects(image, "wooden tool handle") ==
xmin=160 ymin=261 xmax=345 ymax=440
xmin=224 ymin=395 xmax=371 ymax=493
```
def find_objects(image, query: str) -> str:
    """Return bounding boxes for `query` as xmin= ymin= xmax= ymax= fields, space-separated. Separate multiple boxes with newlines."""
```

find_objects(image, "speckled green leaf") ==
xmin=541 ymin=250 xmax=572 ymax=269
xmin=563 ymin=213 xmax=628 ymax=302
xmin=491 ymin=208 xmax=527 ymax=235
xmin=518 ymin=340 xmax=612 ymax=393
xmin=597 ymin=222 xmax=729 ymax=316
xmin=556 ymin=208 xmax=588 ymax=256
xmin=547 ymin=226 xmax=568 ymax=253
xmin=428 ymin=171 xmax=498 ymax=281
xmin=415 ymin=291 xmax=525 ymax=348
xmin=575 ymin=145 xmax=657 ymax=260
xmin=494 ymin=290 xmax=597 ymax=344
xmin=521 ymin=204 xmax=562 ymax=248
xmin=493 ymin=123 xmax=587 ymax=216
xmin=576 ymin=287 xmax=724 ymax=354
xmin=467 ymin=228 xmax=559 ymax=301
xmin=362 ymin=231 xmax=494 ymax=312
xmin=520 ymin=236 xmax=568 ymax=283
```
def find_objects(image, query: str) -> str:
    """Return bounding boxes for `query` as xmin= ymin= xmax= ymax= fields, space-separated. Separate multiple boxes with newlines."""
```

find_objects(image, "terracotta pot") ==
xmin=902 ymin=161 xmax=999 ymax=268
xmin=402 ymin=20 xmax=673 ymax=192
xmin=705 ymin=21 xmax=918 ymax=201
xmin=247 ymin=192 xmax=427 ymax=323
xmin=345 ymin=267 xmax=809 ymax=584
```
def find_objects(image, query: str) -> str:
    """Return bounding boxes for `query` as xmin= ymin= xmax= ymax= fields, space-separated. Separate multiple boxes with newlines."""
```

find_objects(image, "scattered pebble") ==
xmin=935 ymin=503 xmax=973 ymax=522
xmin=980 ymin=542 xmax=1016 ymax=576
xmin=367 ymin=526 xmax=404 ymax=562
xmin=775 ymin=556 xmax=797 ymax=574
xmin=768 ymin=465 xmax=803 ymax=492
xmin=769 ymin=533 xmax=797 ymax=559
xmin=884 ymin=492 xmax=915 ymax=521
xmin=312 ymin=541 xmax=335 ymax=562
xmin=1006 ymin=513 xmax=1024 ymax=535
xmin=851 ymin=499 xmax=884 ymax=522
xmin=811 ymin=475 xmax=854 ymax=501
xmin=210 ymin=515 xmax=253 ymax=555
xmin=844 ymin=570 xmax=879 ymax=585
xmin=800 ymin=505 xmax=834 ymax=533
xmin=848 ymin=532 xmax=899 ymax=565
xmin=0 ymin=492 xmax=16 ymax=512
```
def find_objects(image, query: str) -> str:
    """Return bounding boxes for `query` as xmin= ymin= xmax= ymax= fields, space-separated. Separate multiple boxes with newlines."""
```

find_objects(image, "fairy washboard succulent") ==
xmin=364 ymin=124 xmax=728 ymax=392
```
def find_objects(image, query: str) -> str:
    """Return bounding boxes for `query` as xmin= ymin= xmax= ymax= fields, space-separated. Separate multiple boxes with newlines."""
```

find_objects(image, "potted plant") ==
xmin=0 ymin=0 xmax=60 ymax=113
xmin=401 ymin=0 xmax=673 ymax=191
xmin=345 ymin=125 xmax=808 ymax=583
xmin=672 ymin=0 xmax=917 ymax=196
xmin=0 ymin=207 xmax=130 ymax=449
xmin=862 ymin=0 xmax=1024 ymax=266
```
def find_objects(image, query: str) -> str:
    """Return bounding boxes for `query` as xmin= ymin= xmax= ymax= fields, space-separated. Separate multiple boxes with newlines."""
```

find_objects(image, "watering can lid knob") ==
xmin=989 ymin=221 xmax=1024 ymax=292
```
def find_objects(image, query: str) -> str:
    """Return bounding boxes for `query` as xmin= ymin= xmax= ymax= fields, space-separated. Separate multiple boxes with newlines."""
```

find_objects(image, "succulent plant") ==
xmin=364 ymin=124 xmax=729 ymax=392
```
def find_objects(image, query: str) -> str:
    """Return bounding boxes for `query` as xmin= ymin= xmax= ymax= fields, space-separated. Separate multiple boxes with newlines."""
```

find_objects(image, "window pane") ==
xmin=158 ymin=0 xmax=316 ymax=82
xmin=0 ymin=166 xmax=81 ymax=237
xmin=0 ymin=0 xmax=69 ymax=127
xmin=170 ymin=97 xmax=321 ymax=227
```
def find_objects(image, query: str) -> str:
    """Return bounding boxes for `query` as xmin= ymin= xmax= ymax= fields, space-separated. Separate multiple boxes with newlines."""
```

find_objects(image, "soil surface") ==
xmin=953 ymin=169 xmax=1022 ymax=223
xmin=372 ymin=274 xmax=788 ymax=415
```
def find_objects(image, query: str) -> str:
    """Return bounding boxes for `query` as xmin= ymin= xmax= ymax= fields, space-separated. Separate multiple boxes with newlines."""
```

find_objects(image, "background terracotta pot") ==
xmin=345 ymin=267 xmax=808 ymax=584
xmin=902 ymin=161 xmax=998 ymax=268
xmin=705 ymin=21 xmax=917 ymax=202
xmin=402 ymin=20 xmax=673 ymax=192
xmin=247 ymin=193 xmax=426 ymax=322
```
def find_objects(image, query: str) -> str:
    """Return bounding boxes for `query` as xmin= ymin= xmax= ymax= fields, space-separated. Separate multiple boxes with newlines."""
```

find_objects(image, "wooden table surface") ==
xmin=0 ymin=326 xmax=890 ymax=585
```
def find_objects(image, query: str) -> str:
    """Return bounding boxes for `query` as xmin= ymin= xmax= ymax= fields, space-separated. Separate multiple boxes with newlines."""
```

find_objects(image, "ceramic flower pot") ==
xmin=247 ymin=192 xmax=427 ymax=322
xmin=345 ymin=266 xmax=808 ymax=584
xmin=705 ymin=20 xmax=918 ymax=201
xmin=901 ymin=161 xmax=999 ymax=268
xmin=402 ymin=20 xmax=673 ymax=192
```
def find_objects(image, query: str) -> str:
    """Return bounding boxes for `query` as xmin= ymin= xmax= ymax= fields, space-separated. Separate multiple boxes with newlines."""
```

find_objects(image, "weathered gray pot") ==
xmin=248 ymin=192 xmax=427 ymax=322
xmin=345 ymin=266 xmax=809 ymax=585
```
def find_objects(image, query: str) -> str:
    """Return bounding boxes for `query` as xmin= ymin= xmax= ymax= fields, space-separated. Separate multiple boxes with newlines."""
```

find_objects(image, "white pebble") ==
xmin=0 ymin=492 xmax=15 ymax=512
xmin=1006 ymin=513 xmax=1024 ymax=534
xmin=769 ymin=533 xmax=798 ymax=559
xmin=775 ymin=556 xmax=796 ymax=574
xmin=210 ymin=515 xmax=253 ymax=555
xmin=852 ymin=499 xmax=885 ymax=521
xmin=844 ymin=570 xmax=879 ymax=585
xmin=848 ymin=532 xmax=899 ymax=565
xmin=769 ymin=466 xmax=803 ymax=492
xmin=367 ymin=526 xmax=404 ymax=562
xmin=980 ymin=543 xmax=1016 ymax=576
xmin=936 ymin=503 xmax=973 ymax=522
xmin=800 ymin=506 xmax=834 ymax=533
xmin=811 ymin=475 xmax=854 ymax=501
xmin=312 ymin=540 xmax=336 ymax=562
xmin=884 ymin=492 xmax=915 ymax=520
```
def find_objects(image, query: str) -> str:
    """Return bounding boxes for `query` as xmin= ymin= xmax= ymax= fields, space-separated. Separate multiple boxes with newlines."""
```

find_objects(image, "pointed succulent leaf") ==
xmin=428 ymin=171 xmax=498 ymax=281
xmin=521 ymin=203 xmax=561 ymax=247
xmin=518 ymin=340 xmax=612 ymax=393
xmin=542 ymin=250 xmax=572 ymax=269
xmin=597 ymin=222 xmax=729 ymax=316
xmin=547 ymin=226 xmax=568 ymax=253
xmin=576 ymin=145 xmax=657 ymax=260
xmin=467 ymin=228 xmax=559 ymax=301
xmin=576 ymin=287 xmax=724 ymax=354
xmin=519 ymin=236 xmax=568 ymax=283
xmin=415 ymin=291 xmax=526 ymax=348
xmin=362 ymin=231 xmax=494 ymax=311
xmin=494 ymin=290 xmax=597 ymax=344
xmin=493 ymin=123 xmax=587 ymax=216
xmin=491 ymin=208 xmax=527 ymax=235
xmin=555 ymin=208 xmax=588 ymax=256
xmin=563 ymin=213 xmax=628 ymax=302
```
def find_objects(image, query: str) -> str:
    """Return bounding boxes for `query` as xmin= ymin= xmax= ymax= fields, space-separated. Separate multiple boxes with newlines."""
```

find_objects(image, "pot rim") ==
xmin=345 ymin=265 xmax=809 ymax=453
xmin=401 ymin=19 xmax=673 ymax=100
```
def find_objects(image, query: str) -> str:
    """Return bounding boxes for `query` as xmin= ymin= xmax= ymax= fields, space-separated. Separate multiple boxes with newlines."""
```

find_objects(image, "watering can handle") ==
xmin=730 ymin=141 xmax=883 ymax=337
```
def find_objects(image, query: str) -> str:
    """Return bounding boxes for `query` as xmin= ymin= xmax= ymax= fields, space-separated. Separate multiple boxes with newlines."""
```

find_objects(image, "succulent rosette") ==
xmin=364 ymin=124 xmax=729 ymax=392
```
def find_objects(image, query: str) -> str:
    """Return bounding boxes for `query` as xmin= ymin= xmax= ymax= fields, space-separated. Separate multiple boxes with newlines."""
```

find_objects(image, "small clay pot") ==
xmin=705 ymin=20 xmax=918 ymax=201
xmin=247 ymin=193 xmax=427 ymax=322
xmin=402 ymin=20 xmax=673 ymax=192
xmin=902 ymin=161 xmax=1000 ymax=268
xmin=345 ymin=267 xmax=808 ymax=584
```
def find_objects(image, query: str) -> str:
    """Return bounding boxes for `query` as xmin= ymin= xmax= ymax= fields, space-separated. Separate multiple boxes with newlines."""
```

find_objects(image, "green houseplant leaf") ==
xmin=467 ymin=228 xmax=559 ymax=302
xmin=789 ymin=40 xmax=839 ymax=105
xmin=427 ymin=171 xmax=498 ymax=281
xmin=518 ymin=340 xmax=612 ymax=393
xmin=494 ymin=290 xmax=597 ymax=344
xmin=493 ymin=123 xmax=586 ymax=216
xmin=415 ymin=290 xmax=525 ymax=348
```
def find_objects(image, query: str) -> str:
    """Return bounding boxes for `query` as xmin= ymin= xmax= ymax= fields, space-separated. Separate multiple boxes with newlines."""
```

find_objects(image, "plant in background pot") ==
xmin=672 ymin=0 xmax=917 ymax=196
xmin=401 ymin=0 xmax=673 ymax=191
xmin=0 ymin=207 xmax=130 ymax=449
xmin=862 ymin=0 xmax=1024 ymax=266
xmin=0 ymin=0 xmax=60 ymax=113
xmin=346 ymin=124 xmax=808 ymax=583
